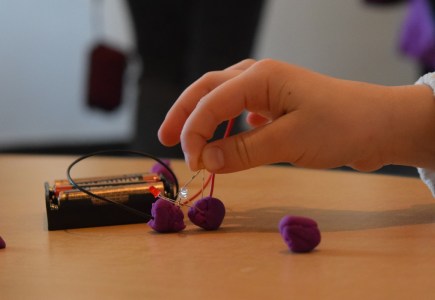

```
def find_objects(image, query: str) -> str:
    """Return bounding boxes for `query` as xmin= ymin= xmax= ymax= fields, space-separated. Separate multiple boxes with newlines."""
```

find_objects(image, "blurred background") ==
xmin=0 ymin=0 xmax=425 ymax=176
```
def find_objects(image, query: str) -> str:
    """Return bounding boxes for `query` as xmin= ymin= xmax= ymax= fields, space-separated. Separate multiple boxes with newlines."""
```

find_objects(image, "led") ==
xmin=149 ymin=186 xmax=161 ymax=198
xmin=179 ymin=187 xmax=188 ymax=199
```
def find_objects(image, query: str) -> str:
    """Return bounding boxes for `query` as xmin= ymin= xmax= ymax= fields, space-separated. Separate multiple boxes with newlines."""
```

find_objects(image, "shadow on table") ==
xmin=60 ymin=203 xmax=435 ymax=237
xmin=183 ymin=203 xmax=435 ymax=234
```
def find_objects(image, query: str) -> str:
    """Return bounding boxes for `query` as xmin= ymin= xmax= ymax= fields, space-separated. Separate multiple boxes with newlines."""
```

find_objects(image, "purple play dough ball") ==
xmin=279 ymin=216 xmax=321 ymax=253
xmin=151 ymin=159 xmax=175 ymax=184
xmin=188 ymin=197 xmax=225 ymax=230
xmin=147 ymin=199 xmax=186 ymax=233
xmin=0 ymin=236 xmax=5 ymax=249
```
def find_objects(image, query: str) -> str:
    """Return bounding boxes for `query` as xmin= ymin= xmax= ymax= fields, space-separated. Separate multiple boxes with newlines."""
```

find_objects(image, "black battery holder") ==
xmin=44 ymin=175 xmax=174 ymax=231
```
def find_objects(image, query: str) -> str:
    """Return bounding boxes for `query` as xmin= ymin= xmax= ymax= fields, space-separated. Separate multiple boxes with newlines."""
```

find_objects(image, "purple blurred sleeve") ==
xmin=400 ymin=0 xmax=435 ymax=69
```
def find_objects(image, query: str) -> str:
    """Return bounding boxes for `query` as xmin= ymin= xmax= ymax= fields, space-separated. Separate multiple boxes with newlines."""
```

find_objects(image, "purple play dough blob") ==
xmin=151 ymin=159 xmax=175 ymax=184
xmin=279 ymin=216 xmax=321 ymax=253
xmin=188 ymin=197 xmax=225 ymax=230
xmin=147 ymin=199 xmax=186 ymax=233
xmin=0 ymin=236 xmax=5 ymax=249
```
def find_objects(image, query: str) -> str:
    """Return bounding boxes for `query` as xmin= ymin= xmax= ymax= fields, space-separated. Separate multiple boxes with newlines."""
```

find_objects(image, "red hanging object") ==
xmin=86 ymin=44 xmax=127 ymax=111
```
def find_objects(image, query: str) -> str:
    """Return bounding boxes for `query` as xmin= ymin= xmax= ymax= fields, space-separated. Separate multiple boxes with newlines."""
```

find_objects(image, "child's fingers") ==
xmin=158 ymin=69 xmax=243 ymax=146
xmin=180 ymin=62 xmax=284 ymax=170
xmin=246 ymin=112 xmax=271 ymax=128
xmin=159 ymin=59 xmax=257 ymax=146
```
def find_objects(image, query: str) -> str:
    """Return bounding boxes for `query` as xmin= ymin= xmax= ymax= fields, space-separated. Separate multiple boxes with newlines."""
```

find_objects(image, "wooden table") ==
xmin=1 ymin=154 xmax=434 ymax=300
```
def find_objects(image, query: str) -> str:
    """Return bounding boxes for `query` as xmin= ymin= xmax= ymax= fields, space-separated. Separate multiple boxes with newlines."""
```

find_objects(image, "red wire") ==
xmin=182 ymin=118 xmax=235 ymax=205
xmin=224 ymin=118 xmax=235 ymax=138
xmin=209 ymin=173 xmax=216 ymax=196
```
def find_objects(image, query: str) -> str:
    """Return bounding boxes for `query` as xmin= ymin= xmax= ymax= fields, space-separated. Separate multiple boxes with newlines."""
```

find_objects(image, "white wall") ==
xmin=254 ymin=0 xmax=418 ymax=86
xmin=0 ymin=0 xmax=137 ymax=149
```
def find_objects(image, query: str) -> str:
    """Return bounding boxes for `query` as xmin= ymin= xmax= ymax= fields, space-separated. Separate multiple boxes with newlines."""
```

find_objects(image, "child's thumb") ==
xmin=200 ymin=117 xmax=295 ymax=173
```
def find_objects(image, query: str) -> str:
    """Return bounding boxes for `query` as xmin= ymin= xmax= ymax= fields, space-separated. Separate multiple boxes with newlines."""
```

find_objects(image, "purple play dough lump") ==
xmin=151 ymin=159 xmax=175 ymax=184
xmin=188 ymin=197 xmax=225 ymax=230
xmin=279 ymin=216 xmax=321 ymax=253
xmin=0 ymin=236 xmax=5 ymax=249
xmin=147 ymin=199 xmax=186 ymax=233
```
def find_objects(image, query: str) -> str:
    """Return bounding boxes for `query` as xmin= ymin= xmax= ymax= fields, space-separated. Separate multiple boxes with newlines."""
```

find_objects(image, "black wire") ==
xmin=66 ymin=150 xmax=179 ymax=220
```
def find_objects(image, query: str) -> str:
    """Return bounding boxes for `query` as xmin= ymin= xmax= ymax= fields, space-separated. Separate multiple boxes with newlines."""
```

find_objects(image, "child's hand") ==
xmin=158 ymin=59 xmax=435 ymax=173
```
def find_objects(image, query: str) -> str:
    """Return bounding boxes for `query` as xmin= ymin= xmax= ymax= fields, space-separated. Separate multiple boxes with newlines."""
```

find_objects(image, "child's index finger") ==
xmin=158 ymin=69 xmax=244 ymax=147
xmin=179 ymin=64 xmax=274 ymax=171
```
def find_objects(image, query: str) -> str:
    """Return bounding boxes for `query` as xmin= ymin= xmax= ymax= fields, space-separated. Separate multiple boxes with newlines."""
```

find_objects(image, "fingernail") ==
xmin=202 ymin=147 xmax=225 ymax=171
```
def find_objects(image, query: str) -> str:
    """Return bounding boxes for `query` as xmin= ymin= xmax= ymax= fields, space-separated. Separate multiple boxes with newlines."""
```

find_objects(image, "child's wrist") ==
xmin=388 ymin=85 xmax=435 ymax=169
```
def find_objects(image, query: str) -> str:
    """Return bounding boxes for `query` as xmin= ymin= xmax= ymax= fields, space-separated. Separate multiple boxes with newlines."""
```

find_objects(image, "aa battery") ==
xmin=54 ymin=173 xmax=161 ymax=197
xmin=54 ymin=173 xmax=160 ymax=187
xmin=56 ymin=182 xmax=165 ymax=208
